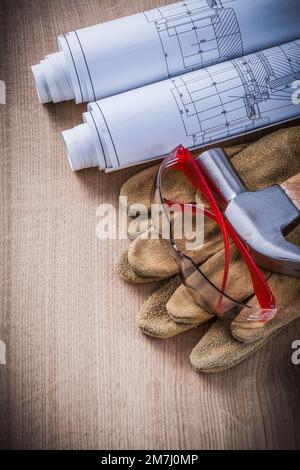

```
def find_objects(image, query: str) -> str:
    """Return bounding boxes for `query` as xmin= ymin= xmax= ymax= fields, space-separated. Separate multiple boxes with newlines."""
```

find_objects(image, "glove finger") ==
xmin=166 ymin=283 xmax=213 ymax=325
xmin=232 ymin=126 xmax=300 ymax=190
xmin=115 ymin=249 xmax=162 ymax=284
xmin=167 ymin=245 xmax=262 ymax=324
xmin=128 ymin=218 xmax=224 ymax=279
xmin=231 ymin=274 xmax=300 ymax=343
xmin=189 ymin=319 xmax=283 ymax=374
xmin=137 ymin=276 xmax=198 ymax=339
xmin=232 ymin=226 xmax=300 ymax=342
xmin=128 ymin=227 xmax=178 ymax=279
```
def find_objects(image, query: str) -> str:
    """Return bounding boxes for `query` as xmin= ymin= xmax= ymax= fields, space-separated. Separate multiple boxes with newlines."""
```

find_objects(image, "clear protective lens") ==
xmin=153 ymin=148 xmax=277 ymax=326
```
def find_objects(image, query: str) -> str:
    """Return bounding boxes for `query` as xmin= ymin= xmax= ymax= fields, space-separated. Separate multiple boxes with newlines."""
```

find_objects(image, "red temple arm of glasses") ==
xmin=174 ymin=146 xmax=231 ymax=295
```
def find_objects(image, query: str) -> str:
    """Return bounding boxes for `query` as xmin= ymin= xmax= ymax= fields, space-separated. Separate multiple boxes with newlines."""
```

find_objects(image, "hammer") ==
xmin=196 ymin=149 xmax=300 ymax=278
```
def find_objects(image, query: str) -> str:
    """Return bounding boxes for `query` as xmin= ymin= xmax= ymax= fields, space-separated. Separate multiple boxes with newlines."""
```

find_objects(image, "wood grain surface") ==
xmin=1 ymin=0 xmax=300 ymax=450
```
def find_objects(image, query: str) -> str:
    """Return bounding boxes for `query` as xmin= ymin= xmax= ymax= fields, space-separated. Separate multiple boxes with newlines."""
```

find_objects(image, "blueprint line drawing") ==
xmin=171 ymin=40 xmax=300 ymax=146
xmin=144 ymin=0 xmax=243 ymax=77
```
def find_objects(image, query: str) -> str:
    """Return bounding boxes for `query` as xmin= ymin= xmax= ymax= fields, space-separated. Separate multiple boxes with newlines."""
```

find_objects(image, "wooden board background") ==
xmin=0 ymin=0 xmax=300 ymax=450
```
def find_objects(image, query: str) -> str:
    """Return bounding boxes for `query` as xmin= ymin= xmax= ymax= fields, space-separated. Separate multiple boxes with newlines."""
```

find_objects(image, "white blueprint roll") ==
xmin=62 ymin=39 xmax=300 ymax=171
xmin=32 ymin=0 xmax=300 ymax=104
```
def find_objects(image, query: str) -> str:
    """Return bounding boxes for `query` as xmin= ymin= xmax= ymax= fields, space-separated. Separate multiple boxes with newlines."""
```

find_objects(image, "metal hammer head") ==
xmin=196 ymin=148 xmax=300 ymax=278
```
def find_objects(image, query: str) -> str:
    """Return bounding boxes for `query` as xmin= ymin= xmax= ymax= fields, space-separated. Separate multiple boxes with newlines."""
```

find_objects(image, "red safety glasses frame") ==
xmin=153 ymin=145 xmax=277 ymax=325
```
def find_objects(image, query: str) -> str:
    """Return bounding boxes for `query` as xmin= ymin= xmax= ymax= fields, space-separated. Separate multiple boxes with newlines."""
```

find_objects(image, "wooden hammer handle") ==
xmin=281 ymin=173 xmax=300 ymax=210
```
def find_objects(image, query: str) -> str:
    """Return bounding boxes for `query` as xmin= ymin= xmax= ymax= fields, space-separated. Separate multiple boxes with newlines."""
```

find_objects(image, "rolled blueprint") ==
xmin=62 ymin=40 xmax=300 ymax=171
xmin=32 ymin=0 xmax=300 ymax=104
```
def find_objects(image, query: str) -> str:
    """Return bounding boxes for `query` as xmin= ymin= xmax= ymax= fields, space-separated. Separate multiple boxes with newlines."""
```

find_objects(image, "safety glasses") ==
xmin=152 ymin=145 xmax=277 ymax=325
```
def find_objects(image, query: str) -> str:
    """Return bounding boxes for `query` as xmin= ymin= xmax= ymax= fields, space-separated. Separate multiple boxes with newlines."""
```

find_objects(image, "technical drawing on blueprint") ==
xmin=144 ymin=0 xmax=243 ymax=77
xmin=171 ymin=40 xmax=300 ymax=146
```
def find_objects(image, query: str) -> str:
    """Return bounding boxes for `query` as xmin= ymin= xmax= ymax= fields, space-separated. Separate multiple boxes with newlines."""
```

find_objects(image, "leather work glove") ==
xmin=116 ymin=127 xmax=300 ymax=372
